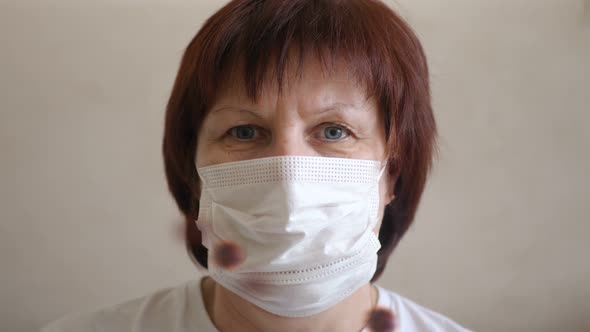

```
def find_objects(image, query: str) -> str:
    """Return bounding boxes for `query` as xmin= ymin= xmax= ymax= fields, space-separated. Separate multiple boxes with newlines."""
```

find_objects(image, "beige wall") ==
xmin=1 ymin=1 xmax=588 ymax=331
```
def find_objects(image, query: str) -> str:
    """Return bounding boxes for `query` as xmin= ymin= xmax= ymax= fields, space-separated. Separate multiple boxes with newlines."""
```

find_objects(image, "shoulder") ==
xmin=375 ymin=286 xmax=472 ymax=332
xmin=40 ymin=280 xmax=203 ymax=332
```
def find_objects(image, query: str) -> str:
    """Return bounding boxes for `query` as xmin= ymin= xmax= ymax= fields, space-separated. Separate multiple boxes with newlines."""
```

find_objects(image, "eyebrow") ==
xmin=316 ymin=102 xmax=363 ymax=115
xmin=210 ymin=102 xmax=363 ymax=118
xmin=210 ymin=107 xmax=264 ymax=119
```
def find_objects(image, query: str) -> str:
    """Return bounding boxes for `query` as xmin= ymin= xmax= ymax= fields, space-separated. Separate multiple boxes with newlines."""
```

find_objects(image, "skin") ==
xmin=196 ymin=57 xmax=395 ymax=332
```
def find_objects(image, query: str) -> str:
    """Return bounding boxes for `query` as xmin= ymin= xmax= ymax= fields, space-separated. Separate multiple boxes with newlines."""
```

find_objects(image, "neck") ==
xmin=202 ymin=277 xmax=377 ymax=332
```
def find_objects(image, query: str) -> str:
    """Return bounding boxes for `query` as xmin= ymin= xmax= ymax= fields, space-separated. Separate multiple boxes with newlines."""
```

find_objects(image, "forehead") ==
xmin=212 ymin=55 xmax=372 ymax=108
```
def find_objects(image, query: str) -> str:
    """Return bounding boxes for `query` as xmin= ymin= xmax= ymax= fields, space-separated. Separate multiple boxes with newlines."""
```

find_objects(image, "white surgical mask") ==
xmin=196 ymin=156 xmax=384 ymax=317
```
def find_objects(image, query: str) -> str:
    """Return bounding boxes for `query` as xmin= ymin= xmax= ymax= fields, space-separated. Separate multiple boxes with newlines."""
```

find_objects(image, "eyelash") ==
xmin=224 ymin=123 xmax=354 ymax=142
xmin=316 ymin=123 xmax=353 ymax=141
xmin=226 ymin=125 xmax=265 ymax=142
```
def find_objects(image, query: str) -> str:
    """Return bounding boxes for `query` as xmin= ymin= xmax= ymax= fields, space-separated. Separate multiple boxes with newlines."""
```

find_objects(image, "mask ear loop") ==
xmin=366 ymin=162 xmax=387 ymax=232
xmin=381 ymin=160 xmax=398 ymax=205
xmin=378 ymin=163 xmax=387 ymax=181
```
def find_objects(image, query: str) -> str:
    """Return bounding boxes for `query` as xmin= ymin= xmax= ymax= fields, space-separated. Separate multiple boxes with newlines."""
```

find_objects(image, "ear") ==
xmin=380 ymin=176 xmax=394 ymax=208
xmin=386 ymin=190 xmax=396 ymax=206
xmin=385 ymin=166 xmax=399 ymax=205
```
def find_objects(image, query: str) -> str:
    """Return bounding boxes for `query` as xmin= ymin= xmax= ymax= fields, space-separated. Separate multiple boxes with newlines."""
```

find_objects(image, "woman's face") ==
xmin=196 ymin=58 xmax=394 ymax=233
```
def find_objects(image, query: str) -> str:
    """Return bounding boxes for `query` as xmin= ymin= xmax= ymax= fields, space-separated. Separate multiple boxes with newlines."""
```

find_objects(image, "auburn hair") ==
xmin=163 ymin=0 xmax=436 ymax=281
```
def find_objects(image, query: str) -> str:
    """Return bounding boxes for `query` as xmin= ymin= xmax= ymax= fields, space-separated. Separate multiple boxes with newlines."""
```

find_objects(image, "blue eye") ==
xmin=323 ymin=126 xmax=347 ymax=141
xmin=228 ymin=125 xmax=257 ymax=140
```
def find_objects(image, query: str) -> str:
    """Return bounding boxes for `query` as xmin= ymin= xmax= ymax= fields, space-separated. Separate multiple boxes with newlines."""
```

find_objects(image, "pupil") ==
xmin=325 ymin=127 xmax=342 ymax=139
xmin=236 ymin=126 xmax=254 ymax=139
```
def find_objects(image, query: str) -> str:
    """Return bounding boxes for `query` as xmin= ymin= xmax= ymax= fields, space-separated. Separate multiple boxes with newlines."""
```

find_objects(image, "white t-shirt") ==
xmin=41 ymin=279 xmax=470 ymax=332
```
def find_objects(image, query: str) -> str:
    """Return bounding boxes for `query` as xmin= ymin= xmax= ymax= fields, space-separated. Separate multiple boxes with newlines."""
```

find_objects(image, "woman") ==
xmin=43 ymin=0 xmax=470 ymax=331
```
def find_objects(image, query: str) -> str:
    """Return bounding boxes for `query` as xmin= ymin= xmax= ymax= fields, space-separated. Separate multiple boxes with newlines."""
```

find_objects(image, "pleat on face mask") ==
xmin=196 ymin=156 xmax=385 ymax=317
